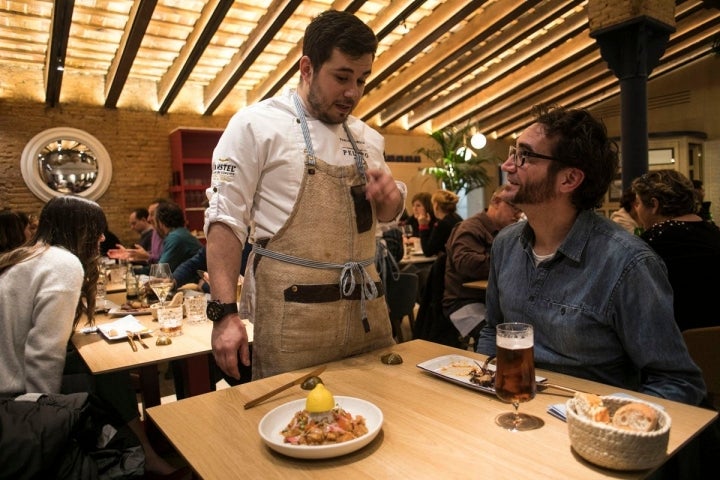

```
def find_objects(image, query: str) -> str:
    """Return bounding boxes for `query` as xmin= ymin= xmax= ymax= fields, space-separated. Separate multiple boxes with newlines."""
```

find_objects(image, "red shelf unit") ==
xmin=169 ymin=128 xmax=223 ymax=239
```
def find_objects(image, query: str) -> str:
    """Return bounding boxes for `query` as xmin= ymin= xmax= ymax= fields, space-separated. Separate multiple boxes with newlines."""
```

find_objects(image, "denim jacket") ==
xmin=476 ymin=209 xmax=706 ymax=405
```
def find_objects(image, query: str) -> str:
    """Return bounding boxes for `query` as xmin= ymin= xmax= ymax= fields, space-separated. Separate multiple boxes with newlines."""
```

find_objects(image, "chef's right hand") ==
xmin=211 ymin=314 xmax=250 ymax=380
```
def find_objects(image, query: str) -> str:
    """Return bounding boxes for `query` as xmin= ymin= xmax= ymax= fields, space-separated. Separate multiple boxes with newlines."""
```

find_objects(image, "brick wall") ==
xmin=0 ymin=100 xmax=231 ymax=246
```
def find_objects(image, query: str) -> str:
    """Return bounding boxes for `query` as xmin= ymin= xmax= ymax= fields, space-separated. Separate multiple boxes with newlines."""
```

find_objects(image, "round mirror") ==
xmin=21 ymin=127 xmax=112 ymax=202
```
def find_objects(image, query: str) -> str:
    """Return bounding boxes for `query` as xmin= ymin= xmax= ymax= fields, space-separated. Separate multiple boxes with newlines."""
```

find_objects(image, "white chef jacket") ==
xmin=204 ymin=88 xmax=405 ymax=244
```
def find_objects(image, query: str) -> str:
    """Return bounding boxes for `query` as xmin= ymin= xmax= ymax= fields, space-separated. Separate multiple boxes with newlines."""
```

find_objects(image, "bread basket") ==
xmin=566 ymin=395 xmax=671 ymax=471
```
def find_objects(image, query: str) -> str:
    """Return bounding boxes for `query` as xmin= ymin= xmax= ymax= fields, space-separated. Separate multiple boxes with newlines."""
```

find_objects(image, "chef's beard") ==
xmin=306 ymin=80 xmax=352 ymax=125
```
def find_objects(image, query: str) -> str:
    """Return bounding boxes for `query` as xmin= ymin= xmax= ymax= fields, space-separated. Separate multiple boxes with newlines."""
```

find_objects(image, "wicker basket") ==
xmin=566 ymin=395 xmax=671 ymax=471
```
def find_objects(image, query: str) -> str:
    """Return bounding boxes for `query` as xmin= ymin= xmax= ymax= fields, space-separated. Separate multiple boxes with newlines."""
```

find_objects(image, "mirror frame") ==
xmin=21 ymin=127 xmax=112 ymax=202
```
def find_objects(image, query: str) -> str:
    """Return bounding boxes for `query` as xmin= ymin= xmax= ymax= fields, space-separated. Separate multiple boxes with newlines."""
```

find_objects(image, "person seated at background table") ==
xmin=0 ymin=196 xmax=181 ymax=477
xmin=692 ymin=179 xmax=714 ymax=223
xmin=154 ymin=201 xmax=202 ymax=271
xmin=475 ymin=104 xmax=706 ymax=406
xmin=610 ymin=187 xmax=641 ymax=234
xmin=17 ymin=210 xmax=39 ymax=242
xmin=0 ymin=209 xmax=28 ymax=253
xmin=442 ymin=185 xmax=522 ymax=344
xmin=632 ymin=169 xmax=720 ymax=331
xmin=129 ymin=206 xmax=154 ymax=253
xmin=418 ymin=189 xmax=462 ymax=257
xmin=107 ymin=198 xmax=168 ymax=265
xmin=406 ymin=191 xmax=436 ymax=239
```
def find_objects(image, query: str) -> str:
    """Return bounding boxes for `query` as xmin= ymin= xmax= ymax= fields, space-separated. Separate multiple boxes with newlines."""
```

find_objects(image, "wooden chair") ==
xmin=384 ymin=272 xmax=419 ymax=343
xmin=682 ymin=326 xmax=720 ymax=410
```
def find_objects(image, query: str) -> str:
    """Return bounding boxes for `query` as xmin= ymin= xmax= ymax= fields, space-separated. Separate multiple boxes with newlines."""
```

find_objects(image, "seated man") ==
xmin=476 ymin=104 xmax=705 ymax=405
xmin=443 ymin=185 xmax=521 ymax=341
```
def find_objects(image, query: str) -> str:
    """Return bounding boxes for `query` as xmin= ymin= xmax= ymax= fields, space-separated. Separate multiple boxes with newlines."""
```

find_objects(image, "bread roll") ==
xmin=574 ymin=392 xmax=610 ymax=423
xmin=611 ymin=402 xmax=658 ymax=432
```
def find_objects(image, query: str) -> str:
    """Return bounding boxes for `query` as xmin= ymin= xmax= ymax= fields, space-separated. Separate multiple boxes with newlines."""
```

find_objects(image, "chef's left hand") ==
xmin=365 ymin=168 xmax=404 ymax=222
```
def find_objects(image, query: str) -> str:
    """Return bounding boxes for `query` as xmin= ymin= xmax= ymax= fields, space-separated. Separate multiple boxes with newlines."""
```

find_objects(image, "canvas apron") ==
xmin=250 ymin=95 xmax=395 ymax=379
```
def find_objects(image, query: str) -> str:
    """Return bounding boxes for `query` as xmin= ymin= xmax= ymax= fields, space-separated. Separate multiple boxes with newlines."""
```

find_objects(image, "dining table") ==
xmin=146 ymin=339 xmax=717 ymax=479
xmin=71 ymin=292 xmax=253 ymax=412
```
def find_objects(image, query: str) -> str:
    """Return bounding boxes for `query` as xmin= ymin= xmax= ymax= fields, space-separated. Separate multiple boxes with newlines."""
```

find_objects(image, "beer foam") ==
xmin=497 ymin=336 xmax=533 ymax=349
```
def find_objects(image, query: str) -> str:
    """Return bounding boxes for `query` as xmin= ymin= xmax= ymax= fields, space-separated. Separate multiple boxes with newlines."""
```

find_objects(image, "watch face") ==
xmin=206 ymin=300 xmax=224 ymax=322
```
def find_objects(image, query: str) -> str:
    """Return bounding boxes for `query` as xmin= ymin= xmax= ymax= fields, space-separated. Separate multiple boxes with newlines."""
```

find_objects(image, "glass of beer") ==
xmin=494 ymin=322 xmax=543 ymax=431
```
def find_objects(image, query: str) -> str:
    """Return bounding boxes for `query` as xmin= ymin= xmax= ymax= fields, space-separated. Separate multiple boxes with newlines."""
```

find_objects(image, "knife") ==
xmin=243 ymin=365 xmax=327 ymax=409
xmin=126 ymin=331 xmax=138 ymax=352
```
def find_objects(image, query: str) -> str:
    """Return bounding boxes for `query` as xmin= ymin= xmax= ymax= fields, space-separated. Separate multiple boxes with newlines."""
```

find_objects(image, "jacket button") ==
xmin=291 ymin=285 xmax=298 ymax=293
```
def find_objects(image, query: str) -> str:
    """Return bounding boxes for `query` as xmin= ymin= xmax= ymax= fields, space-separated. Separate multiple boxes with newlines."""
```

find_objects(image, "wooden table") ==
xmin=146 ymin=340 xmax=717 ymax=479
xmin=462 ymin=279 xmax=488 ymax=290
xmin=72 ymin=292 xmax=253 ymax=411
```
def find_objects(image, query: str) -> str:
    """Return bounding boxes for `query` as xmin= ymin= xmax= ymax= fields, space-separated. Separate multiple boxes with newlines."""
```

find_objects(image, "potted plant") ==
xmin=416 ymin=123 xmax=495 ymax=196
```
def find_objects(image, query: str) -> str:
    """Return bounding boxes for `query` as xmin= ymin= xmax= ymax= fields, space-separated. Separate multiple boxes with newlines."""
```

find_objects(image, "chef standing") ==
xmin=205 ymin=10 xmax=406 ymax=381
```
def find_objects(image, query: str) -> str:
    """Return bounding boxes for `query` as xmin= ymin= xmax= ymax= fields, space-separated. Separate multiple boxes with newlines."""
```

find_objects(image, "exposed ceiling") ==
xmin=0 ymin=0 xmax=718 ymax=140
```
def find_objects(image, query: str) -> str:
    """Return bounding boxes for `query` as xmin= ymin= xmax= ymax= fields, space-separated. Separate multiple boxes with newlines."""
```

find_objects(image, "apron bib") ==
xmin=251 ymin=96 xmax=394 ymax=379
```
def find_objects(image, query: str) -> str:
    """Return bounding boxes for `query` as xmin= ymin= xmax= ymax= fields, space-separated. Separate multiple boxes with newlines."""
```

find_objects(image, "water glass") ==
xmin=96 ymin=266 xmax=107 ymax=311
xmin=157 ymin=304 xmax=183 ymax=336
xmin=184 ymin=294 xmax=207 ymax=324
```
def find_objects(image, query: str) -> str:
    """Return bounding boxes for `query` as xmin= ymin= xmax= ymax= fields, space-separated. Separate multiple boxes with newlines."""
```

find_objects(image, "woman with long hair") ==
xmin=0 ymin=195 xmax=107 ymax=394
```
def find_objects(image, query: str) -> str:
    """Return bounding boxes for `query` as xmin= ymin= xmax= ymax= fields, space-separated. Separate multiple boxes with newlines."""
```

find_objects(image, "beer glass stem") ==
xmin=512 ymin=402 xmax=520 ymax=428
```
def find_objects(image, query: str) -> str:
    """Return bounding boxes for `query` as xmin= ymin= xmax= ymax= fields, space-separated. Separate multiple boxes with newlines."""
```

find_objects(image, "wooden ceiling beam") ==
xmin=45 ymin=0 xmax=74 ymax=107
xmin=365 ymin=0 xmax=486 ymax=93
xmin=457 ymin=12 xmax=720 ymax=139
xmin=203 ymin=0 xmax=304 ymax=115
xmin=157 ymin=0 xmax=234 ymax=114
xmin=406 ymin=18 xmax=595 ymax=130
xmin=360 ymin=0 xmax=578 ymax=124
xmin=104 ymin=0 xmax=157 ymax=108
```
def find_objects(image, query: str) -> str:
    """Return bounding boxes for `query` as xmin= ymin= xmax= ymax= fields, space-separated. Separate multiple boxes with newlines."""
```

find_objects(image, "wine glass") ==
xmin=494 ymin=322 xmax=543 ymax=431
xmin=148 ymin=263 xmax=174 ymax=307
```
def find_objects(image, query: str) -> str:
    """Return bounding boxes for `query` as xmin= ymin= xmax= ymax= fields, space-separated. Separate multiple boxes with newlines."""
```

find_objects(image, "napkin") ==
xmin=547 ymin=392 xmax=663 ymax=422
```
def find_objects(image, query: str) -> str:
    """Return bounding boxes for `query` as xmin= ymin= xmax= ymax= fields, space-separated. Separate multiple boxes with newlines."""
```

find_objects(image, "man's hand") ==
xmin=365 ymin=169 xmax=404 ymax=222
xmin=211 ymin=314 xmax=251 ymax=380
xmin=108 ymin=244 xmax=150 ymax=263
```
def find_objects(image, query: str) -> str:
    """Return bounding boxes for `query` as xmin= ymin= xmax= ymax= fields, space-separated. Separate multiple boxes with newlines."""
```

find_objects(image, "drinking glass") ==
xmin=401 ymin=224 xmax=414 ymax=256
xmin=494 ymin=322 xmax=543 ymax=431
xmin=148 ymin=263 xmax=174 ymax=307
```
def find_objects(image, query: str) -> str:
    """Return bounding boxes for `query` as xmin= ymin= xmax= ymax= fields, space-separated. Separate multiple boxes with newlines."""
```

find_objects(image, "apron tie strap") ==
xmin=253 ymin=244 xmax=377 ymax=332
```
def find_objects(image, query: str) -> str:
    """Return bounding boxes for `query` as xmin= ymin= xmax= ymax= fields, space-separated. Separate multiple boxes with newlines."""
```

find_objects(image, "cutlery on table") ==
xmin=131 ymin=330 xmax=149 ymax=349
xmin=244 ymin=365 xmax=327 ymax=410
xmin=126 ymin=331 xmax=138 ymax=352
xmin=538 ymin=382 xmax=587 ymax=395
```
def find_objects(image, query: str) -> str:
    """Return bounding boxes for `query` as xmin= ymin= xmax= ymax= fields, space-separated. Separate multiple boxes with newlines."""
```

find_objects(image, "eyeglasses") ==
xmin=508 ymin=145 xmax=565 ymax=168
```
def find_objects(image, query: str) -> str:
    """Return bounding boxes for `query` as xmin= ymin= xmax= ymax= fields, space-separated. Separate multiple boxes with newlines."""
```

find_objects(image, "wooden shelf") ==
xmin=169 ymin=128 xmax=223 ymax=233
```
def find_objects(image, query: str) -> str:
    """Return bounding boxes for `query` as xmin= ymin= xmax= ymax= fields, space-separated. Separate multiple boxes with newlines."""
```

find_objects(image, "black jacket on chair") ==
xmin=412 ymin=253 xmax=463 ymax=348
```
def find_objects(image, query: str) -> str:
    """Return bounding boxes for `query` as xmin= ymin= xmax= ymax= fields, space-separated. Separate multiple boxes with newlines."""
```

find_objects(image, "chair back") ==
xmin=682 ymin=326 xmax=720 ymax=409
xmin=384 ymin=272 xmax=419 ymax=343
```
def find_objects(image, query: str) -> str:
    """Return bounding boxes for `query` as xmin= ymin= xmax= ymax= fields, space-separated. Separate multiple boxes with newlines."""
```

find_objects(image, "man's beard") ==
xmin=513 ymin=172 xmax=557 ymax=206
xmin=306 ymin=80 xmax=347 ymax=124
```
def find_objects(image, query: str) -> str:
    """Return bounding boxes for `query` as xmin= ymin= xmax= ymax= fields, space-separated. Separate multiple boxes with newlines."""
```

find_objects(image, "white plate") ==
xmin=108 ymin=306 xmax=152 ymax=316
xmin=97 ymin=315 xmax=153 ymax=341
xmin=258 ymin=396 xmax=382 ymax=459
xmin=417 ymin=354 xmax=546 ymax=395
